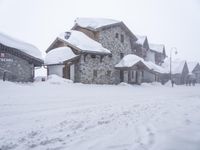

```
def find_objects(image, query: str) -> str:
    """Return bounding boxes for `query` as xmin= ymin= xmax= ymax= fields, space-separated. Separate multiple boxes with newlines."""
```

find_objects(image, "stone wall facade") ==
xmin=0 ymin=45 xmax=34 ymax=82
xmin=73 ymin=25 xmax=135 ymax=84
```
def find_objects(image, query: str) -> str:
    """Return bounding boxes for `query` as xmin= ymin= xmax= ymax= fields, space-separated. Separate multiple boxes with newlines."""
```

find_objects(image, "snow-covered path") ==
xmin=0 ymin=80 xmax=200 ymax=150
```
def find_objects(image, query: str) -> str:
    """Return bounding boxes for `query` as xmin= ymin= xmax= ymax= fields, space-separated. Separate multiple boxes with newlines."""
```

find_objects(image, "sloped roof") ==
xmin=57 ymin=30 xmax=111 ymax=54
xmin=187 ymin=61 xmax=198 ymax=73
xmin=162 ymin=58 xmax=186 ymax=74
xmin=149 ymin=43 xmax=165 ymax=53
xmin=136 ymin=35 xmax=147 ymax=45
xmin=115 ymin=54 xmax=167 ymax=74
xmin=144 ymin=61 xmax=168 ymax=74
xmin=45 ymin=47 xmax=78 ymax=65
xmin=74 ymin=18 xmax=120 ymax=30
xmin=0 ymin=32 xmax=43 ymax=61
xmin=115 ymin=54 xmax=143 ymax=68
xmin=73 ymin=18 xmax=137 ymax=41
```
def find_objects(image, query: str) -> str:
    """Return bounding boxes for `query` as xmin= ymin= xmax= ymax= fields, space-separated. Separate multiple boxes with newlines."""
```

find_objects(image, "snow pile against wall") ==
xmin=75 ymin=17 xmax=120 ymax=30
xmin=45 ymin=47 xmax=77 ymax=65
xmin=47 ymin=74 xmax=73 ymax=84
xmin=58 ymin=30 xmax=111 ymax=54
xmin=0 ymin=32 xmax=43 ymax=60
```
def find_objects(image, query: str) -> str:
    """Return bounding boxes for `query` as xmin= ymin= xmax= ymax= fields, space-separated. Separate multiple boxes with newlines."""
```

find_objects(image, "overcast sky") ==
xmin=0 ymin=0 xmax=199 ymax=61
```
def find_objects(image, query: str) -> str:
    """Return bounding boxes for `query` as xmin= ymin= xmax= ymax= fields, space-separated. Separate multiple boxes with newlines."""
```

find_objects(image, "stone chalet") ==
xmin=0 ymin=32 xmax=43 ymax=82
xmin=45 ymin=18 xmax=167 ymax=85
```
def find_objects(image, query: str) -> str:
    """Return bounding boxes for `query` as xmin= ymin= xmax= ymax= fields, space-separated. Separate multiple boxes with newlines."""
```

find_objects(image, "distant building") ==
xmin=161 ymin=59 xmax=189 ymax=85
xmin=187 ymin=62 xmax=200 ymax=83
xmin=0 ymin=32 xmax=43 ymax=82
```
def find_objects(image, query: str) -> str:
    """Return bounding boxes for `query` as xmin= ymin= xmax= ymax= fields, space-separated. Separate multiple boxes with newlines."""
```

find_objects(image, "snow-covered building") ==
xmin=115 ymin=54 xmax=167 ymax=84
xmin=187 ymin=61 xmax=200 ymax=83
xmin=134 ymin=35 xmax=149 ymax=59
xmin=0 ymin=32 xmax=43 ymax=82
xmin=161 ymin=59 xmax=189 ymax=85
xmin=46 ymin=18 xmax=167 ymax=84
xmin=149 ymin=44 xmax=166 ymax=65
xmin=46 ymin=30 xmax=112 ymax=84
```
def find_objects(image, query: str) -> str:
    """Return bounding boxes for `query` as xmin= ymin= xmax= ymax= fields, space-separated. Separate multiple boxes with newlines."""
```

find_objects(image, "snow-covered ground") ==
xmin=1 ymin=77 xmax=200 ymax=150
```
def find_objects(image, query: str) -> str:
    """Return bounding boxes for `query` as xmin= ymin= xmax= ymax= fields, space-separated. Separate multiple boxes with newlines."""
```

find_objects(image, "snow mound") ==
xmin=58 ymin=30 xmax=111 ymax=54
xmin=75 ymin=17 xmax=120 ymax=30
xmin=34 ymin=76 xmax=47 ymax=82
xmin=141 ymin=82 xmax=162 ymax=87
xmin=0 ymin=32 xmax=43 ymax=60
xmin=164 ymin=80 xmax=174 ymax=87
xmin=45 ymin=47 xmax=78 ymax=65
xmin=47 ymin=75 xmax=73 ymax=84
xmin=118 ymin=82 xmax=133 ymax=87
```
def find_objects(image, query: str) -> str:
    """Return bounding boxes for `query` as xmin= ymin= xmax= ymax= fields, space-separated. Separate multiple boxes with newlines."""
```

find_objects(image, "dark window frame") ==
xmin=93 ymin=70 xmax=97 ymax=78
xmin=120 ymin=34 xmax=124 ymax=43
xmin=115 ymin=33 xmax=119 ymax=39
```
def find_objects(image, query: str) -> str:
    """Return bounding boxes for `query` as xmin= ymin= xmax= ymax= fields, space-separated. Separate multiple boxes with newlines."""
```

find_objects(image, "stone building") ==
xmin=0 ymin=32 xmax=43 ymax=82
xmin=46 ymin=18 xmax=167 ymax=84
xmin=45 ymin=30 xmax=112 ymax=84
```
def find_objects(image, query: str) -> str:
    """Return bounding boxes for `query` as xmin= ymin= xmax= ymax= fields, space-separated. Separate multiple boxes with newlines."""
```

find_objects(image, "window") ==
xmin=120 ymin=34 xmax=124 ymax=43
xmin=0 ymin=53 xmax=5 ymax=57
xmin=93 ymin=70 xmax=97 ymax=78
xmin=91 ymin=54 xmax=96 ymax=59
xmin=132 ymin=71 xmax=135 ymax=79
xmin=120 ymin=53 xmax=124 ymax=59
xmin=115 ymin=33 xmax=119 ymax=38
xmin=106 ymin=70 xmax=111 ymax=76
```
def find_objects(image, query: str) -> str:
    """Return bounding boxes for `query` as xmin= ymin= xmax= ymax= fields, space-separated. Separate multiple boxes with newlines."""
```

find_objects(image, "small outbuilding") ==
xmin=0 ymin=32 xmax=43 ymax=82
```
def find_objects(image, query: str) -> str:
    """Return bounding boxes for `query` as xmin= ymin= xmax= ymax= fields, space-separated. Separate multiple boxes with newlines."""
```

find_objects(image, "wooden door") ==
xmin=63 ymin=65 xmax=70 ymax=79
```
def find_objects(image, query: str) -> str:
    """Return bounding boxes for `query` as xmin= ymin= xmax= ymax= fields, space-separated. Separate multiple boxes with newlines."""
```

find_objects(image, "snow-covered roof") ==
xmin=136 ymin=35 xmax=147 ymax=45
xmin=116 ymin=54 xmax=167 ymax=74
xmin=144 ymin=61 xmax=168 ymax=74
xmin=0 ymin=32 xmax=43 ymax=60
xmin=187 ymin=61 xmax=198 ymax=73
xmin=115 ymin=54 xmax=143 ymax=68
xmin=45 ymin=47 xmax=78 ymax=65
xmin=74 ymin=18 xmax=120 ymax=30
xmin=162 ymin=58 xmax=186 ymax=74
xmin=149 ymin=44 xmax=165 ymax=53
xmin=58 ymin=30 xmax=111 ymax=54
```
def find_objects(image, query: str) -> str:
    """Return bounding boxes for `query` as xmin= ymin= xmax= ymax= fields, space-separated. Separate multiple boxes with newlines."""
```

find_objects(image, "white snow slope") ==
xmin=0 ymin=78 xmax=200 ymax=150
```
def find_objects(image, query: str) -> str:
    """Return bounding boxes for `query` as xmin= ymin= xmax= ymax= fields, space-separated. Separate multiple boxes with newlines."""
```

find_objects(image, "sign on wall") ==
xmin=0 ymin=53 xmax=13 ymax=62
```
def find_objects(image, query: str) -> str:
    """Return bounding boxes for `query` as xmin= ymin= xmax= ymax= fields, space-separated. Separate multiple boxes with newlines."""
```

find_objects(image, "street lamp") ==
xmin=170 ymin=47 xmax=178 ymax=85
